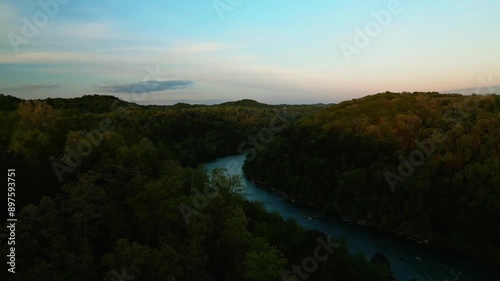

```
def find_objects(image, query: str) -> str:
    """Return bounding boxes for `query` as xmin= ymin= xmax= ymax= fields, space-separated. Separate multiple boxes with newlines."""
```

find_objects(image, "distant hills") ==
xmin=0 ymin=94 xmax=334 ymax=110
xmin=441 ymin=84 xmax=500 ymax=95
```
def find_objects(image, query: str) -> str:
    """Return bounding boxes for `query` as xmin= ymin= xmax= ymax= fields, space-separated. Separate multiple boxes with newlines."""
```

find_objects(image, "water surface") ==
xmin=205 ymin=154 xmax=496 ymax=281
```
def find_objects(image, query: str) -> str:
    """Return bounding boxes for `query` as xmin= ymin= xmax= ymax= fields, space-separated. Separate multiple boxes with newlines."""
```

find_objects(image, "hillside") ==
xmin=0 ymin=95 xmax=396 ymax=281
xmin=243 ymin=92 xmax=500 ymax=264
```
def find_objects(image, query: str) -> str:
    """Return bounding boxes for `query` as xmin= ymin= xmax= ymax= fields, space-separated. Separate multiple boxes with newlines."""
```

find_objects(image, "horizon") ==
xmin=3 ymin=91 xmax=497 ymax=107
xmin=1 ymin=0 xmax=499 ymax=104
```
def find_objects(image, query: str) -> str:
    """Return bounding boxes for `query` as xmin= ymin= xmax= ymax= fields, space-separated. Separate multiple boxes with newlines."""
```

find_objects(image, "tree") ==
xmin=9 ymin=100 xmax=58 ymax=159
xmin=102 ymin=239 xmax=183 ymax=281
xmin=243 ymin=238 xmax=287 ymax=281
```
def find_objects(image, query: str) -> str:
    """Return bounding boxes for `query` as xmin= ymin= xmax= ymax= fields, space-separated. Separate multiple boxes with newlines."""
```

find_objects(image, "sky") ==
xmin=0 ymin=0 xmax=499 ymax=105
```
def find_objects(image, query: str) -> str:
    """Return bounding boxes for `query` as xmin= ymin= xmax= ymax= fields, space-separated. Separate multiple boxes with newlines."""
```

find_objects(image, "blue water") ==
xmin=205 ymin=154 xmax=496 ymax=281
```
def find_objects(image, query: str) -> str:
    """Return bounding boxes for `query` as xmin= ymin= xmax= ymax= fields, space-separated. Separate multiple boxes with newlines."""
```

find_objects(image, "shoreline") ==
xmin=246 ymin=175 xmax=499 ymax=268
xmin=248 ymin=178 xmax=431 ymax=246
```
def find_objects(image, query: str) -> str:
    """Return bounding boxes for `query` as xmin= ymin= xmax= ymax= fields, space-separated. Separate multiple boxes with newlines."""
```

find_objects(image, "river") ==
xmin=205 ymin=154 xmax=496 ymax=281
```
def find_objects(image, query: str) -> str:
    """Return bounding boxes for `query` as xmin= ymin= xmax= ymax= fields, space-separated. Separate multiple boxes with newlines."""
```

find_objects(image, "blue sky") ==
xmin=0 ymin=0 xmax=499 ymax=104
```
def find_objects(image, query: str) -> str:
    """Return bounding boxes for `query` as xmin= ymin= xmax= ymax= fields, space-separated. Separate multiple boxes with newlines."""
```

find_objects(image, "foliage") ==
xmin=244 ymin=92 xmax=500 ymax=264
xmin=0 ymin=95 xmax=391 ymax=280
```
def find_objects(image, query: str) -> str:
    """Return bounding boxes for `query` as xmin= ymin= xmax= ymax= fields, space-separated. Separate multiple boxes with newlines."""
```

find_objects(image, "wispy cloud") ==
xmin=98 ymin=80 xmax=194 ymax=93
xmin=0 ymin=41 xmax=230 ymax=64
xmin=48 ymin=22 xmax=127 ymax=41
xmin=0 ymin=84 xmax=59 ymax=92
xmin=1 ymin=1 xmax=499 ymax=104
xmin=169 ymin=42 xmax=229 ymax=55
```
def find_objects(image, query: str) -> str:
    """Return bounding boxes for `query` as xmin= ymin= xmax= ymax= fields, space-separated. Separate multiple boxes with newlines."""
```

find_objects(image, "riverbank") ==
xmin=248 ymin=177 xmax=432 ymax=244
xmin=207 ymin=154 xmax=498 ymax=281
xmin=247 ymin=174 xmax=500 ymax=270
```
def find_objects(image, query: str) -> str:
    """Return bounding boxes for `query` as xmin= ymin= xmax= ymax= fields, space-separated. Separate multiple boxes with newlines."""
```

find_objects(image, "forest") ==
xmin=0 ymin=94 xmax=394 ymax=281
xmin=243 ymin=92 xmax=500 ymax=265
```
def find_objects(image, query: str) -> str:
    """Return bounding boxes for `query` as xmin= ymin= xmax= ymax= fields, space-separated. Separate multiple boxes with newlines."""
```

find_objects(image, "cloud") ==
xmin=169 ymin=42 xmax=229 ymax=55
xmin=0 ymin=41 xmax=229 ymax=64
xmin=45 ymin=22 xmax=128 ymax=41
xmin=99 ymin=80 xmax=194 ymax=93
xmin=0 ymin=84 xmax=59 ymax=92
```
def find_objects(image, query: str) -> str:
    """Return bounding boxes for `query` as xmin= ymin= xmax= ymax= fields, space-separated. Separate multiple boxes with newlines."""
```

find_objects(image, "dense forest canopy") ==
xmin=0 ymin=94 xmax=393 ymax=281
xmin=244 ymin=92 xmax=500 ymax=265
